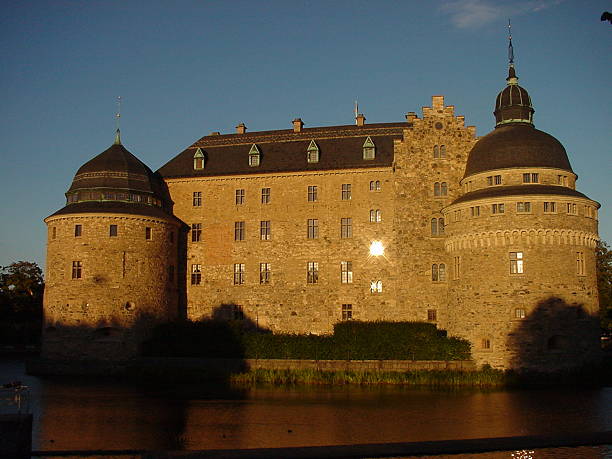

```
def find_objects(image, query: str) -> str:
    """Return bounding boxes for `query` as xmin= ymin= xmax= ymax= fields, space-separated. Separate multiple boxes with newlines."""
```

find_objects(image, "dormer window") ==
xmin=307 ymin=140 xmax=319 ymax=163
xmin=363 ymin=136 xmax=375 ymax=160
xmin=193 ymin=148 xmax=205 ymax=170
xmin=248 ymin=144 xmax=260 ymax=167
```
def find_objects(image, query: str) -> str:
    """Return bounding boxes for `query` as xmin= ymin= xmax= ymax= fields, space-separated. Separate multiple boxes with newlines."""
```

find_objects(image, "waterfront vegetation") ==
xmin=142 ymin=319 xmax=471 ymax=361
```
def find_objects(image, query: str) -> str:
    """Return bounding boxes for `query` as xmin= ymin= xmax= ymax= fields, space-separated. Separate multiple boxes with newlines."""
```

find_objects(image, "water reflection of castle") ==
xmin=42 ymin=49 xmax=601 ymax=370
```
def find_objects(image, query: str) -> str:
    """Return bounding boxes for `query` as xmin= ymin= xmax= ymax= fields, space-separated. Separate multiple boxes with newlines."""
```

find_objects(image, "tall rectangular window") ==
xmin=308 ymin=185 xmax=318 ymax=202
xmin=453 ymin=256 xmax=460 ymax=280
xmin=235 ymin=189 xmax=245 ymax=205
xmin=234 ymin=221 xmax=245 ymax=241
xmin=71 ymin=261 xmax=82 ymax=279
xmin=261 ymin=187 xmax=271 ymax=204
xmin=510 ymin=252 xmax=524 ymax=274
xmin=307 ymin=262 xmax=319 ymax=284
xmin=543 ymin=202 xmax=556 ymax=213
xmin=260 ymin=263 xmax=271 ymax=284
xmin=307 ymin=219 xmax=319 ymax=239
xmin=51 ymin=227 xmax=57 ymax=239
xmin=516 ymin=202 xmax=531 ymax=213
xmin=74 ymin=224 xmax=82 ymax=237
xmin=340 ymin=261 xmax=353 ymax=284
xmin=369 ymin=209 xmax=382 ymax=223
xmin=576 ymin=252 xmax=585 ymax=276
xmin=341 ymin=218 xmax=352 ymax=238
xmin=341 ymin=184 xmax=351 ymax=200
xmin=145 ymin=227 xmax=152 ymax=240
xmin=193 ymin=191 xmax=202 ymax=207
xmin=234 ymin=263 xmax=245 ymax=285
xmin=191 ymin=264 xmax=202 ymax=285
xmin=109 ymin=224 xmax=118 ymax=237
xmin=341 ymin=304 xmax=353 ymax=321
xmin=260 ymin=220 xmax=271 ymax=240
xmin=191 ymin=223 xmax=202 ymax=242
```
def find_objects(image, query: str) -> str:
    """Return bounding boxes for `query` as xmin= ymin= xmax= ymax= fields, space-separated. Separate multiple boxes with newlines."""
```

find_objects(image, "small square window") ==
xmin=191 ymin=264 xmax=202 ymax=285
xmin=492 ymin=203 xmax=505 ymax=214
xmin=71 ymin=261 xmax=82 ymax=279
xmin=341 ymin=303 xmax=353 ymax=321
xmin=370 ymin=280 xmax=383 ymax=293
xmin=235 ymin=189 xmax=245 ymax=205
xmin=109 ymin=224 xmax=118 ymax=237
xmin=516 ymin=202 xmax=531 ymax=213
xmin=369 ymin=180 xmax=381 ymax=191
xmin=470 ymin=206 xmax=480 ymax=217
xmin=543 ymin=202 xmax=556 ymax=213
xmin=427 ymin=309 xmax=437 ymax=322
xmin=341 ymin=184 xmax=351 ymax=200
xmin=514 ymin=308 xmax=526 ymax=319
xmin=510 ymin=252 xmax=524 ymax=274
xmin=261 ymin=188 xmax=271 ymax=204
xmin=494 ymin=175 xmax=502 ymax=185
xmin=482 ymin=338 xmax=491 ymax=350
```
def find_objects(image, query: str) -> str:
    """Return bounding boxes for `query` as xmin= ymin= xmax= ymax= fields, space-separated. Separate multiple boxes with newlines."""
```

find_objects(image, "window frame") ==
xmin=307 ymin=140 xmax=319 ymax=163
xmin=235 ymin=189 xmax=245 ymax=205
xmin=260 ymin=220 xmax=271 ymax=241
xmin=340 ymin=217 xmax=352 ymax=238
xmin=193 ymin=191 xmax=202 ymax=207
xmin=234 ymin=221 xmax=245 ymax=241
xmin=340 ymin=261 xmax=353 ymax=284
xmin=109 ymin=224 xmax=118 ymax=237
xmin=307 ymin=219 xmax=319 ymax=239
xmin=308 ymin=185 xmax=318 ymax=202
xmin=261 ymin=187 xmax=271 ymax=204
xmin=341 ymin=183 xmax=352 ymax=200
xmin=71 ymin=261 xmax=83 ymax=279
xmin=307 ymin=261 xmax=319 ymax=284
xmin=233 ymin=263 xmax=245 ymax=285
xmin=260 ymin=262 xmax=271 ymax=284
xmin=74 ymin=224 xmax=82 ymax=237
xmin=191 ymin=264 xmax=202 ymax=285
xmin=509 ymin=251 xmax=524 ymax=274
xmin=341 ymin=303 xmax=353 ymax=321
xmin=191 ymin=223 xmax=202 ymax=242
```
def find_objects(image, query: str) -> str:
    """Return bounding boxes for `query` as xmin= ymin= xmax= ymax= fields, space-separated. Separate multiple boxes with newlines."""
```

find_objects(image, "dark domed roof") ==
xmin=464 ymin=124 xmax=573 ymax=177
xmin=494 ymin=66 xmax=534 ymax=126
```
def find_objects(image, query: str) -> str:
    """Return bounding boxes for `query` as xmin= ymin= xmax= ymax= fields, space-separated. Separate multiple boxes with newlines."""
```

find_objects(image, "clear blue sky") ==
xmin=1 ymin=0 xmax=610 ymax=269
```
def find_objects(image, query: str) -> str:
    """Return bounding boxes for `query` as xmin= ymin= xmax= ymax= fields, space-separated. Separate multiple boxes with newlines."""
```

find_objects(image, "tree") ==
xmin=0 ymin=261 xmax=44 ymax=319
xmin=596 ymin=241 xmax=612 ymax=331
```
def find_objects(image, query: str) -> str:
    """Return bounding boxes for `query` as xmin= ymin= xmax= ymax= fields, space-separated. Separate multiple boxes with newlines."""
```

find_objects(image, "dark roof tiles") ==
xmin=451 ymin=185 xmax=592 ymax=205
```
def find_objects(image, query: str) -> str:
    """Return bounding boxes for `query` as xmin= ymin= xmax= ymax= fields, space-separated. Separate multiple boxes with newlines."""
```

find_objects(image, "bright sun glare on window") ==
xmin=369 ymin=241 xmax=384 ymax=256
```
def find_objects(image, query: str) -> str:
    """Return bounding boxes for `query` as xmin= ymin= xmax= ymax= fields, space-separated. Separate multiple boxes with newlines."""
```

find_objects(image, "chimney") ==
xmin=355 ymin=113 xmax=366 ymax=126
xmin=292 ymin=118 xmax=304 ymax=133
xmin=405 ymin=112 xmax=417 ymax=123
xmin=209 ymin=131 xmax=220 ymax=136
xmin=236 ymin=123 xmax=247 ymax=134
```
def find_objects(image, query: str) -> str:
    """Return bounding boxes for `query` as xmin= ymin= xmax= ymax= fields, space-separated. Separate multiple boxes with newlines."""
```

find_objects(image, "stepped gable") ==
xmin=157 ymin=122 xmax=408 ymax=178
xmin=464 ymin=65 xmax=572 ymax=179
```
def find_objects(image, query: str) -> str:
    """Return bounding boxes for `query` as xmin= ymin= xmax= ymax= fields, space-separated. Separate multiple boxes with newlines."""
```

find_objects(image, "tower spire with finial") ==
xmin=506 ymin=20 xmax=518 ymax=84
xmin=114 ymin=96 xmax=122 ymax=145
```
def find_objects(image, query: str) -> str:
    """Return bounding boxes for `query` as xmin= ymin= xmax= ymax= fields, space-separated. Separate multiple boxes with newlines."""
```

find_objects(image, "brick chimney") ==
xmin=292 ymin=118 xmax=304 ymax=132
xmin=236 ymin=123 xmax=247 ymax=134
xmin=405 ymin=112 xmax=418 ymax=123
xmin=355 ymin=113 xmax=366 ymax=126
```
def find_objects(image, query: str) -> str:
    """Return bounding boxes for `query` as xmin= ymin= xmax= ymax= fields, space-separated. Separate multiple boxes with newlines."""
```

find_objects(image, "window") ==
xmin=486 ymin=176 xmax=493 ymax=186
xmin=307 ymin=262 xmax=319 ymax=284
xmin=492 ymin=203 xmax=505 ymax=214
xmin=370 ymin=280 xmax=383 ymax=293
xmin=440 ymin=145 xmax=446 ymax=158
xmin=260 ymin=263 xmax=271 ymax=284
xmin=453 ymin=210 xmax=461 ymax=222
xmin=464 ymin=181 xmax=473 ymax=193
xmin=434 ymin=182 xmax=448 ymax=196
xmin=145 ymin=227 xmax=152 ymax=240
xmin=341 ymin=218 xmax=352 ymax=238
xmin=193 ymin=147 xmax=205 ymax=170
xmin=576 ymin=252 xmax=585 ymax=276
xmin=233 ymin=263 xmax=245 ymax=285
xmin=558 ymin=175 xmax=568 ymax=186
xmin=307 ymin=219 xmax=319 ymax=239
xmin=260 ymin=220 xmax=271 ymax=240
xmin=234 ymin=221 xmax=245 ymax=241
xmin=514 ymin=308 xmax=526 ymax=319
xmin=363 ymin=136 xmax=375 ymax=160
xmin=109 ymin=225 xmax=118 ymax=237
xmin=308 ymin=185 xmax=318 ymax=202
xmin=51 ymin=227 xmax=57 ymax=239
xmin=510 ymin=252 xmax=524 ymax=274
xmin=248 ymin=144 xmax=260 ymax=167
xmin=585 ymin=206 xmax=594 ymax=218
xmin=74 ymin=224 xmax=82 ymax=237
xmin=191 ymin=223 xmax=202 ymax=242
xmin=235 ymin=189 xmax=245 ymax=205
xmin=341 ymin=304 xmax=353 ymax=321
xmin=191 ymin=264 xmax=202 ymax=285
xmin=432 ymin=263 xmax=446 ymax=281
xmin=522 ymin=173 xmax=539 ymax=183
xmin=431 ymin=217 xmax=444 ymax=236
xmin=567 ymin=203 xmax=577 ymax=215
xmin=433 ymin=145 xmax=439 ymax=158
xmin=369 ymin=209 xmax=382 ymax=223
xmin=453 ymin=256 xmax=460 ymax=280
xmin=470 ymin=206 xmax=480 ymax=217
xmin=71 ymin=261 xmax=82 ymax=279
xmin=543 ymin=202 xmax=556 ymax=213
xmin=516 ymin=202 xmax=531 ymax=213
xmin=494 ymin=175 xmax=502 ymax=185
xmin=481 ymin=338 xmax=491 ymax=350
xmin=261 ymin=187 xmax=271 ymax=204
xmin=340 ymin=261 xmax=353 ymax=284
xmin=232 ymin=305 xmax=245 ymax=320
xmin=307 ymin=140 xmax=319 ymax=163
xmin=427 ymin=309 xmax=437 ymax=322
xmin=341 ymin=184 xmax=352 ymax=200
xmin=369 ymin=180 xmax=381 ymax=191
xmin=193 ymin=192 xmax=202 ymax=207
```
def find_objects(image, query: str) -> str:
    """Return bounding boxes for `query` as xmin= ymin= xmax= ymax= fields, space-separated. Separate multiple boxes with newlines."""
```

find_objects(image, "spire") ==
xmin=506 ymin=20 xmax=518 ymax=85
xmin=114 ymin=96 xmax=122 ymax=145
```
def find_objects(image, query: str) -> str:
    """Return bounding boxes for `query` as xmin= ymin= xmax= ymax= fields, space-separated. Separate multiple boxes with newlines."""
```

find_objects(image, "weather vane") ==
xmin=508 ymin=19 xmax=514 ymax=65
xmin=116 ymin=96 xmax=122 ymax=131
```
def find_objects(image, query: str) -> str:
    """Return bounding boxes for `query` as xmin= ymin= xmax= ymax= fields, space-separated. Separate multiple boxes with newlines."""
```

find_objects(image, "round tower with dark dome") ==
xmin=43 ymin=130 xmax=182 ymax=361
xmin=443 ymin=53 xmax=601 ymax=370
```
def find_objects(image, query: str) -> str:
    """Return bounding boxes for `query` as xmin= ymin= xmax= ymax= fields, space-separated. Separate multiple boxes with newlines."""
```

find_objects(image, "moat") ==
xmin=3 ymin=359 xmax=612 ymax=456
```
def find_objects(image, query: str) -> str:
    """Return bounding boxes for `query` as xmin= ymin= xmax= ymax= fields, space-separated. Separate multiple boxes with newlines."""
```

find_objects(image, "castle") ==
xmin=42 ymin=56 xmax=601 ymax=370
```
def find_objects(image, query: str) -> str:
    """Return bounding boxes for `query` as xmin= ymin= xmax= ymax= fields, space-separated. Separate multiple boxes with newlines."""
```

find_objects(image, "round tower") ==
xmin=443 ymin=63 xmax=601 ymax=370
xmin=43 ymin=131 xmax=181 ymax=361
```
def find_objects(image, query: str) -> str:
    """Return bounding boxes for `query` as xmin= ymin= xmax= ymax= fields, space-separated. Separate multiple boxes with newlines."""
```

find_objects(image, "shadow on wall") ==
xmin=506 ymin=296 xmax=601 ymax=371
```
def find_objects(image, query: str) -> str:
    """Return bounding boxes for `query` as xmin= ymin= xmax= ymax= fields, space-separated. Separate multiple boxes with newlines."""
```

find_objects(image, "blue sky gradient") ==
xmin=1 ymin=0 xmax=610 ymax=268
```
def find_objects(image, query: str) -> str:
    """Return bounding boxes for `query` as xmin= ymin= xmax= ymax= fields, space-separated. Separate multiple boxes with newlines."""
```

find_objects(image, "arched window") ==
xmin=370 ymin=209 xmax=381 ymax=223
xmin=433 ymin=145 xmax=439 ymax=158
xmin=434 ymin=182 xmax=441 ymax=196
xmin=193 ymin=147 xmax=205 ymax=170
xmin=440 ymin=145 xmax=446 ymax=158
xmin=431 ymin=218 xmax=438 ymax=236
xmin=439 ymin=263 xmax=446 ymax=281
xmin=370 ymin=180 xmax=381 ymax=191
xmin=363 ymin=136 xmax=375 ymax=160
xmin=432 ymin=264 xmax=439 ymax=281
xmin=438 ymin=218 xmax=445 ymax=235
xmin=248 ymin=144 xmax=260 ymax=167
xmin=440 ymin=182 xmax=448 ymax=196
xmin=307 ymin=140 xmax=319 ymax=163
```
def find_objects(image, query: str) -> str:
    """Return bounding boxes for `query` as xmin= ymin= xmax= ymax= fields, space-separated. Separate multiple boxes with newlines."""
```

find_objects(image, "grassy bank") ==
xmin=229 ymin=367 xmax=507 ymax=387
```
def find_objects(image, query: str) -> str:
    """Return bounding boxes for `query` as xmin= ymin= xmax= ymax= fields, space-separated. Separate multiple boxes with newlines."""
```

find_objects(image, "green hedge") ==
xmin=142 ymin=320 xmax=471 ymax=361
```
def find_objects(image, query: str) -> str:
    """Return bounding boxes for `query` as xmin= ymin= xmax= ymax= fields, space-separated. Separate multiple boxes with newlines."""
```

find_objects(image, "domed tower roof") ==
xmin=494 ymin=65 xmax=534 ymax=126
xmin=51 ymin=130 xmax=173 ymax=218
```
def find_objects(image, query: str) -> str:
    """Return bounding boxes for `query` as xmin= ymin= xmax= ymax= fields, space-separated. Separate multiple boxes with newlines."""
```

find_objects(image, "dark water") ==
xmin=2 ymin=359 xmax=611 ymax=455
